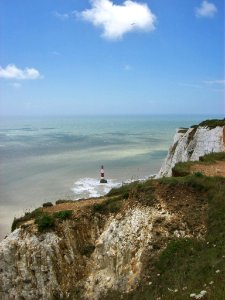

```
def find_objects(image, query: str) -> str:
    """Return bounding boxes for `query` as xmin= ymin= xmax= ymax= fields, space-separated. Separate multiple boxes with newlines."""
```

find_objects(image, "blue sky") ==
xmin=0 ymin=0 xmax=224 ymax=116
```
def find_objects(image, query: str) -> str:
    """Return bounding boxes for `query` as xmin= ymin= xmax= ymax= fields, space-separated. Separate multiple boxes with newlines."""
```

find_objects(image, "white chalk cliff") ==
xmin=0 ymin=191 xmax=206 ymax=300
xmin=0 ymin=119 xmax=224 ymax=300
xmin=157 ymin=125 xmax=225 ymax=178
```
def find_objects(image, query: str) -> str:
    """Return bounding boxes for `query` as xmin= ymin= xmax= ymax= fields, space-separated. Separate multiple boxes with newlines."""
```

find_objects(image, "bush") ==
xmin=93 ymin=197 xmax=123 ymax=215
xmin=54 ymin=210 xmax=73 ymax=219
xmin=80 ymin=244 xmax=95 ymax=257
xmin=198 ymin=118 xmax=225 ymax=128
xmin=55 ymin=199 xmax=74 ymax=205
xmin=194 ymin=171 xmax=203 ymax=177
xmin=36 ymin=214 xmax=55 ymax=232
xmin=11 ymin=208 xmax=42 ymax=232
xmin=42 ymin=202 xmax=53 ymax=208
xmin=177 ymin=128 xmax=188 ymax=134
xmin=191 ymin=118 xmax=225 ymax=129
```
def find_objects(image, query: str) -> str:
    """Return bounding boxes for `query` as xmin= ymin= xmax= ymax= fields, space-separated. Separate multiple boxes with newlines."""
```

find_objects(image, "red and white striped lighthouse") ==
xmin=100 ymin=165 xmax=107 ymax=183
xmin=100 ymin=165 xmax=104 ymax=179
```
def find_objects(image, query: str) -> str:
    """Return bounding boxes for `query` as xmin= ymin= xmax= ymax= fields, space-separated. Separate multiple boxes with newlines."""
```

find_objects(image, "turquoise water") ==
xmin=0 ymin=115 xmax=221 ymax=239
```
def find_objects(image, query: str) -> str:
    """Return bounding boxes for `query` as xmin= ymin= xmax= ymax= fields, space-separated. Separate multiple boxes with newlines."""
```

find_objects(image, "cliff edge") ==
xmin=1 ymin=119 xmax=225 ymax=300
xmin=0 ymin=180 xmax=208 ymax=300
xmin=157 ymin=119 xmax=225 ymax=178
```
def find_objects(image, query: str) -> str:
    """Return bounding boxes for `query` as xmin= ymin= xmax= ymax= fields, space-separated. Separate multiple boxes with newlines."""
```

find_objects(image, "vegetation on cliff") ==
xmin=172 ymin=152 xmax=225 ymax=177
xmin=9 ymin=150 xmax=225 ymax=300
xmin=191 ymin=119 xmax=225 ymax=129
xmin=102 ymin=173 xmax=225 ymax=300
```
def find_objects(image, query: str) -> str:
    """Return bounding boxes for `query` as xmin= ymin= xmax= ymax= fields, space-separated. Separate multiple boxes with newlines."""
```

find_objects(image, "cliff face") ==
xmin=157 ymin=125 xmax=225 ymax=178
xmin=0 ymin=182 xmax=207 ymax=300
xmin=1 ymin=119 xmax=225 ymax=300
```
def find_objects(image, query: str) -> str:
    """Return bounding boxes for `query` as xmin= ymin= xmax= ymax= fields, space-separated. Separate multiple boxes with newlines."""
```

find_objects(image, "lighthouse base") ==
xmin=100 ymin=178 xmax=108 ymax=184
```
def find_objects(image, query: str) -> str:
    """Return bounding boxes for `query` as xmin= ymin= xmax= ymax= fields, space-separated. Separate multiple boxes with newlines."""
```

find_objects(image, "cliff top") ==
xmin=11 ymin=152 xmax=225 ymax=234
xmin=3 ymin=147 xmax=225 ymax=300
xmin=191 ymin=118 xmax=225 ymax=129
xmin=172 ymin=152 xmax=225 ymax=177
xmin=6 ymin=152 xmax=225 ymax=300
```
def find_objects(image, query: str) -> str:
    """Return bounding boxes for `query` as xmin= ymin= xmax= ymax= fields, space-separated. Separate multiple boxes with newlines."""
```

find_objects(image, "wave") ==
xmin=71 ymin=175 xmax=155 ymax=200
xmin=71 ymin=178 xmax=121 ymax=200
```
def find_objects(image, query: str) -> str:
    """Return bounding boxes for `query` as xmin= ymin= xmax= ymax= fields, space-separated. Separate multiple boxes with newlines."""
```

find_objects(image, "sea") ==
xmin=0 ymin=114 xmax=222 ymax=240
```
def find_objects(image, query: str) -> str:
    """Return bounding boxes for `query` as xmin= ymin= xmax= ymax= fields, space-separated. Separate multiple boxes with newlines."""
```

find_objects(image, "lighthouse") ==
xmin=100 ymin=165 xmax=107 ymax=183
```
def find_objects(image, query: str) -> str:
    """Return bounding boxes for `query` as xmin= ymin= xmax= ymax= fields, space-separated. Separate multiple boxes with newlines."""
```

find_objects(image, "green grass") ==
xmin=191 ymin=118 xmax=225 ymax=129
xmin=102 ymin=175 xmax=225 ymax=299
xmin=107 ymin=181 xmax=140 ymax=197
xmin=55 ymin=199 xmax=74 ymax=205
xmin=172 ymin=161 xmax=195 ymax=177
xmin=198 ymin=119 xmax=225 ymax=129
xmin=93 ymin=181 xmax=139 ymax=214
xmin=36 ymin=214 xmax=55 ymax=232
xmin=35 ymin=210 xmax=73 ymax=232
xmin=12 ymin=208 xmax=73 ymax=232
xmin=11 ymin=208 xmax=42 ymax=232
xmin=93 ymin=197 xmax=124 ymax=214
xmin=199 ymin=152 xmax=225 ymax=163
xmin=54 ymin=210 xmax=73 ymax=219
xmin=172 ymin=152 xmax=225 ymax=177
xmin=177 ymin=128 xmax=189 ymax=134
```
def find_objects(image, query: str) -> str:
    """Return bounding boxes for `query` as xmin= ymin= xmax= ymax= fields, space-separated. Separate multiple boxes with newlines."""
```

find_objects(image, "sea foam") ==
xmin=71 ymin=175 xmax=153 ymax=200
xmin=71 ymin=178 xmax=121 ymax=200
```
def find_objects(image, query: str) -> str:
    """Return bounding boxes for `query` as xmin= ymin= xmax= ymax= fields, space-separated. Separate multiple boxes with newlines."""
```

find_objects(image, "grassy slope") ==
xmin=191 ymin=119 xmax=225 ymax=129
xmin=102 ymin=174 xmax=225 ymax=300
xmin=172 ymin=152 xmax=225 ymax=177
xmin=103 ymin=152 xmax=225 ymax=300
xmin=10 ymin=152 xmax=225 ymax=300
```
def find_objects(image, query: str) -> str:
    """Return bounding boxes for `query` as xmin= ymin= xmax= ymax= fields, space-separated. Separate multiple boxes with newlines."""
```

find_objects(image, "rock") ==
xmin=100 ymin=179 xmax=108 ymax=184
xmin=157 ymin=125 xmax=225 ymax=178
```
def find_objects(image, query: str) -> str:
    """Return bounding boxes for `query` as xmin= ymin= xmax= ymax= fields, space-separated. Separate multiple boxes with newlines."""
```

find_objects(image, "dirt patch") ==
xmin=43 ymin=197 xmax=107 ymax=216
xmin=190 ymin=161 xmax=225 ymax=177
xmin=155 ymin=183 xmax=207 ymax=236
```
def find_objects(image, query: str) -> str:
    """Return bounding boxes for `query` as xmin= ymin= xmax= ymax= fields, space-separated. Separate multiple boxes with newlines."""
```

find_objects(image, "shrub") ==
xmin=93 ymin=197 xmax=123 ymax=215
xmin=36 ymin=214 xmax=55 ymax=232
xmin=172 ymin=162 xmax=193 ymax=177
xmin=198 ymin=118 xmax=225 ymax=128
xmin=42 ymin=202 xmax=53 ymax=208
xmin=93 ymin=203 xmax=107 ymax=214
xmin=177 ymin=128 xmax=188 ymax=134
xmin=55 ymin=199 xmax=74 ymax=205
xmin=11 ymin=208 xmax=42 ymax=232
xmin=80 ymin=244 xmax=95 ymax=257
xmin=191 ymin=118 xmax=225 ymax=129
xmin=193 ymin=171 xmax=204 ymax=177
xmin=54 ymin=210 xmax=73 ymax=219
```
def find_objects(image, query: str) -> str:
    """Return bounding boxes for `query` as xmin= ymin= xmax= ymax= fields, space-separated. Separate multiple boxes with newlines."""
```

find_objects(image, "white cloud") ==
xmin=0 ymin=64 xmax=41 ymax=80
xmin=79 ymin=0 xmax=156 ymax=40
xmin=195 ymin=1 xmax=217 ymax=18
xmin=204 ymin=79 xmax=225 ymax=84
xmin=53 ymin=11 xmax=69 ymax=20
xmin=179 ymin=82 xmax=202 ymax=88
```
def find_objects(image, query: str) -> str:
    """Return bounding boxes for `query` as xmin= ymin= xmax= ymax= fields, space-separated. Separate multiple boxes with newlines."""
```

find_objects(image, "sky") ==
xmin=0 ymin=0 xmax=224 ymax=116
